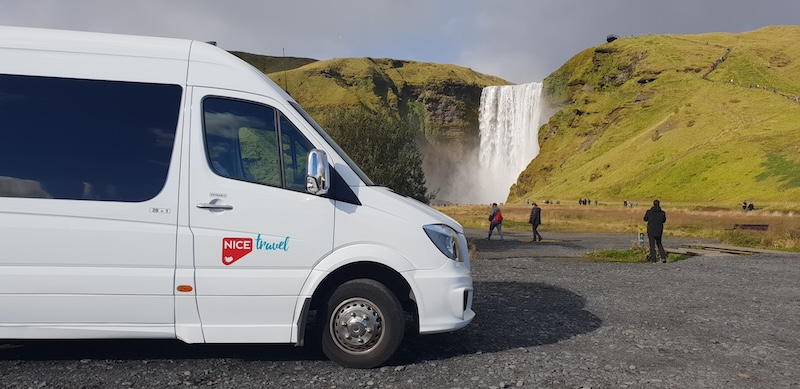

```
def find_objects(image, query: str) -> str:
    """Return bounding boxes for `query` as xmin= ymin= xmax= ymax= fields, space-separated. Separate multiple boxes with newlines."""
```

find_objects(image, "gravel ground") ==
xmin=2 ymin=228 xmax=799 ymax=388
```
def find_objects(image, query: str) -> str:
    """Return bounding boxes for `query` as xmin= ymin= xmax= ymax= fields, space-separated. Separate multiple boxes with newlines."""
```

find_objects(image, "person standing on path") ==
xmin=529 ymin=202 xmax=543 ymax=242
xmin=487 ymin=203 xmax=504 ymax=241
xmin=644 ymin=199 xmax=667 ymax=263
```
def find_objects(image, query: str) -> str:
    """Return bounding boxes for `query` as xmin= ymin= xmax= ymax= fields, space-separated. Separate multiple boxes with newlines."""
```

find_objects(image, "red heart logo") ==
xmin=222 ymin=238 xmax=253 ymax=265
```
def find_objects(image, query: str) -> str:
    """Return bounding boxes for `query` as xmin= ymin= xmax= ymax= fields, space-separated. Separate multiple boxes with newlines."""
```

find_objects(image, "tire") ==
xmin=321 ymin=279 xmax=404 ymax=368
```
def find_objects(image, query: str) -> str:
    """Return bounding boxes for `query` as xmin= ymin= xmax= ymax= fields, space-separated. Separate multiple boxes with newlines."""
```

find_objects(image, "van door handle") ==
xmin=196 ymin=203 xmax=233 ymax=211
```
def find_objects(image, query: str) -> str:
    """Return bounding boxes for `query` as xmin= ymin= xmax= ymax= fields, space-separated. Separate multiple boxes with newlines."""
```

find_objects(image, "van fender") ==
xmin=313 ymin=243 xmax=416 ymax=274
xmin=290 ymin=243 xmax=423 ymax=345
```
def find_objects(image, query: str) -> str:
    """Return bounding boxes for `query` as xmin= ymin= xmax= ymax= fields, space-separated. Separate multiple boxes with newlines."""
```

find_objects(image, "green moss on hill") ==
xmin=230 ymin=26 xmax=800 ymax=205
xmin=266 ymin=57 xmax=509 ymax=134
xmin=512 ymin=26 xmax=800 ymax=204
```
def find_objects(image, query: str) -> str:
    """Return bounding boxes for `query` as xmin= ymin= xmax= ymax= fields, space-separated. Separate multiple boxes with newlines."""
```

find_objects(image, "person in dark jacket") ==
xmin=528 ymin=202 xmax=543 ymax=242
xmin=643 ymin=199 xmax=667 ymax=263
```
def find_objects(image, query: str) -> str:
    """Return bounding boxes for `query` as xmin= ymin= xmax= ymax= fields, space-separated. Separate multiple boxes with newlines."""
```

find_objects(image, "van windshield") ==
xmin=289 ymin=101 xmax=374 ymax=186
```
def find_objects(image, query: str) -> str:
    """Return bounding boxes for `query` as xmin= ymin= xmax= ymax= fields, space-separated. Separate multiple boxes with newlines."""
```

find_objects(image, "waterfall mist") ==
xmin=428 ymin=82 xmax=543 ymax=205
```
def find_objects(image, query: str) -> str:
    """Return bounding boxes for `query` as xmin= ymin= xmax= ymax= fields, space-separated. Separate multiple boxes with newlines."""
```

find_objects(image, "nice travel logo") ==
xmin=222 ymin=235 xmax=290 ymax=265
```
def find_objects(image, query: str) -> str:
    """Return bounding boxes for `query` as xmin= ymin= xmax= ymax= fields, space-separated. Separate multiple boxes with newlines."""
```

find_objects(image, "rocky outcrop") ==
xmin=407 ymin=81 xmax=484 ymax=139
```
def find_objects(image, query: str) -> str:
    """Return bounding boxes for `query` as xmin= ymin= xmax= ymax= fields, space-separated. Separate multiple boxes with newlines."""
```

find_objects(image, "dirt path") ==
xmin=467 ymin=227 xmax=716 ymax=259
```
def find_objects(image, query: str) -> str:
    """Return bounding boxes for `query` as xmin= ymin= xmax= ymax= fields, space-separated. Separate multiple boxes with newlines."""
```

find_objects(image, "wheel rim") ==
xmin=330 ymin=297 xmax=384 ymax=354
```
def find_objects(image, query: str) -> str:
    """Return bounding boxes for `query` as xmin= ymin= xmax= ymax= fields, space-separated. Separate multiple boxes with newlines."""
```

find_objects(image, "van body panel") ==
xmin=333 ymin=187 xmax=462 ymax=270
xmin=186 ymin=87 xmax=335 ymax=342
xmin=303 ymin=242 xmax=417 ymax=275
xmin=187 ymin=41 xmax=281 ymax=97
xmin=0 ymin=26 xmax=474 ymax=365
xmin=0 ymin=165 xmax=180 ymax=329
xmin=0 ymin=26 xmax=186 ymax=333
xmin=0 ymin=324 xmax=177 ymax=340
xmin=0 ymin=26 xmax=189 ymax=84
xmin=0 ymin=294 xmax=174 ymax=325
xmin=325 ymin=186 xmax=473 ymax=334
xmin=406 ymin=263 xmax=475 ymax=334
xmin=189 ymin=296 xmax=298 ymax=343
xmin=173 ymin=89 xmax=204 ymax=343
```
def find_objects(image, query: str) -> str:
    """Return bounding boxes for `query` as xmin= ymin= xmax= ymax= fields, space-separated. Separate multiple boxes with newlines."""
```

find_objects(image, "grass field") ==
xmin=584 ymin=247 xmax=689 ymax=263
xmin=437 ymin=202 xmax=800 ymax=251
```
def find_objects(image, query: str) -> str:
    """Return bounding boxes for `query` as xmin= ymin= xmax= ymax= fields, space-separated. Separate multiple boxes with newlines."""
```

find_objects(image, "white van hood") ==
xmin=356 ymin=186 xmax=464 ymax=234
xmin=331 ymin=185 xmax=468 ymax=270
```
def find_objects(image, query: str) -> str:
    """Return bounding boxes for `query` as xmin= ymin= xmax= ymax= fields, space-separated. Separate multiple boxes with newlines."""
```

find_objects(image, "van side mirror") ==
xmin=306 ymin=149 xmax=330 ymax=195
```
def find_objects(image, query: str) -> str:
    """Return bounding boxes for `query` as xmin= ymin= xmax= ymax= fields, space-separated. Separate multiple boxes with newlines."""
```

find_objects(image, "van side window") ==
xmin=280 ymin=114 xmax=314 ymax=191
xmin=202 ymin=98 xmax=314 ymax=192
xmin=0 ymin=74 xmax=180 ymax=201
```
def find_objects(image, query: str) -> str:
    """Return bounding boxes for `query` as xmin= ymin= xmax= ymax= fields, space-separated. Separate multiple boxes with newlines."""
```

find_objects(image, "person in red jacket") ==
xmin=487 ymin=203 xmax=504 ymax=241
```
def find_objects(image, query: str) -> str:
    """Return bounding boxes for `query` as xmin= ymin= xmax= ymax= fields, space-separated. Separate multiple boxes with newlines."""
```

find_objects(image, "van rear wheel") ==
xmin=321 ymin=279 xmax=404 ymax=368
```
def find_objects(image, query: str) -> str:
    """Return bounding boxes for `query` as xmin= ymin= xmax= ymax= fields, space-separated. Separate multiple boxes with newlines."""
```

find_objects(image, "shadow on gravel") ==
xmin=390 ymin=280 xmax=602 ymax=365
xmin=1 ymin=281 xmax=601 ymax=366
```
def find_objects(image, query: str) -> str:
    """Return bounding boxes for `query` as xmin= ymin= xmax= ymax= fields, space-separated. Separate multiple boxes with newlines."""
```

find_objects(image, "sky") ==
xmin=2 ymin=1 xmax=799 ymax=84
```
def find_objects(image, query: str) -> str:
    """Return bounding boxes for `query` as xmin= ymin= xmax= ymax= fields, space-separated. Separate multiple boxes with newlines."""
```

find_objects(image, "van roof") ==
xmin=0 ymin=25 xmax=191 ymax=58
xmin=0 ymin=25 xmax=293 ymax=102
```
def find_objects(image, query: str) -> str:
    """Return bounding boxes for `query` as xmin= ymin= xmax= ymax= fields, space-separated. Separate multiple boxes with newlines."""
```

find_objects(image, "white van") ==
xmin=0 ymin=26 xmax=473 ymax=368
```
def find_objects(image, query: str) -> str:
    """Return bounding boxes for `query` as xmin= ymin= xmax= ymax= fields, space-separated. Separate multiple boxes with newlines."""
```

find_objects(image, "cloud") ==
xmin=2 ymin=0 xmax=799 ymax=84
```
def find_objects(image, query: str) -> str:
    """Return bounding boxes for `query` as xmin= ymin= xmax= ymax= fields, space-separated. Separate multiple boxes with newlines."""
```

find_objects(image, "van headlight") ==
xmin=423 ymin=224 xmax=464 ymax=262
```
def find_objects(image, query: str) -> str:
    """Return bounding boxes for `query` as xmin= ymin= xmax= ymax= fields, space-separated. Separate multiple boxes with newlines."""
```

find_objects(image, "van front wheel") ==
xmin=321 ymin=279 xmax=404 ymax=368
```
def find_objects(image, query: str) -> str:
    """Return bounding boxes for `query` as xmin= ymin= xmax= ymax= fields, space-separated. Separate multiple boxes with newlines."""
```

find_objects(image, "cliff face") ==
xmin=411 ymin=80 xmax=484 ymax=137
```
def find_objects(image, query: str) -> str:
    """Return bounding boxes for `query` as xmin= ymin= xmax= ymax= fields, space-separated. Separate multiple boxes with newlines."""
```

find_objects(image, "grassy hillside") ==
xmin=262 ymin=57 xmax=510 ymax=201
xmin=266 ymin=57 xmax=508 ymax=133
xmin=233 ymin=52 xmax=511 ymax=202
xmin=511 ymin=26 xmax=800 ymax=205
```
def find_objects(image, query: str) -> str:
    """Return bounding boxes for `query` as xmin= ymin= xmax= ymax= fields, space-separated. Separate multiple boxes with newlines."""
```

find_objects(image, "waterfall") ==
xmin=423 ymin=81 xmax=543 ymax=205
xmin=474 ymin=82 xmax=543 ymax=204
